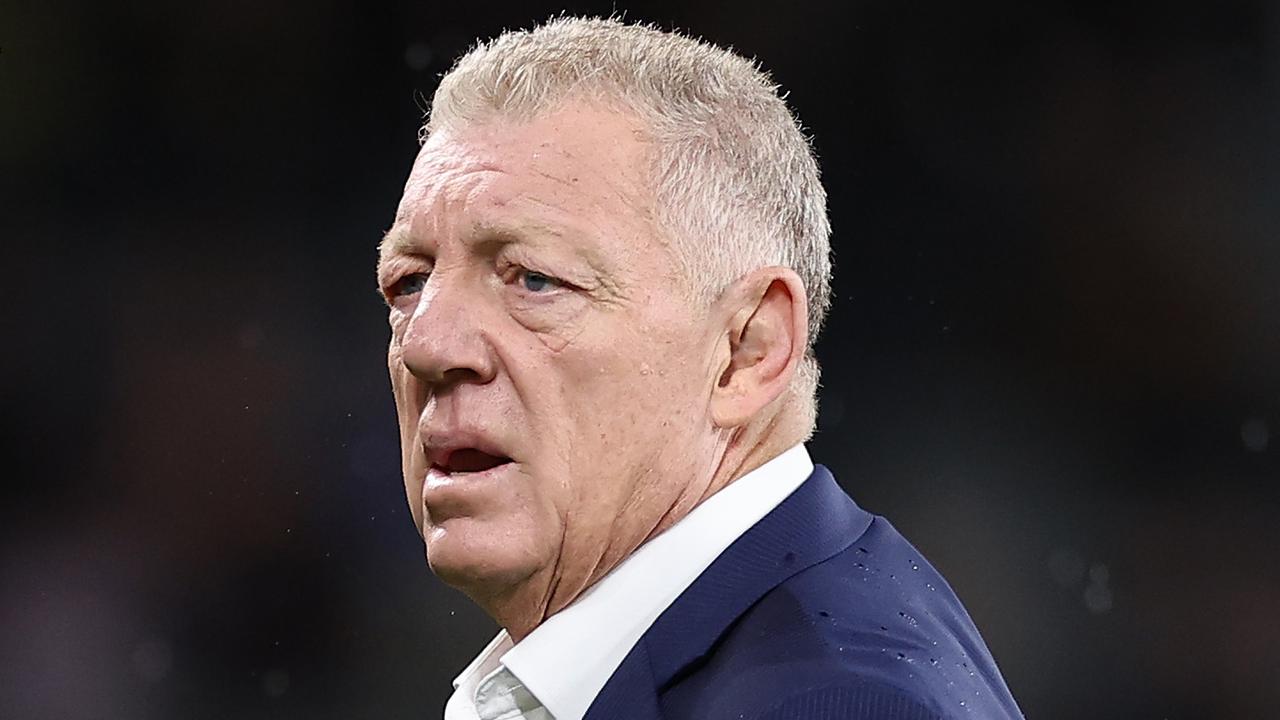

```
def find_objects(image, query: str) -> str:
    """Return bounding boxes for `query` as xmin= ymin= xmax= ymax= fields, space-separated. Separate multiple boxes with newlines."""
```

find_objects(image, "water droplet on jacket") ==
xmin=818 ymin=610 xmax=830 ymax=618
xmin=897 ymin=652 xmax=906 ymax=660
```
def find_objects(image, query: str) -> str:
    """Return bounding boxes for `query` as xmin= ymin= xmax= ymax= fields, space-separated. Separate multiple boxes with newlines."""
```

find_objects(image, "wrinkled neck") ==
xmin=480 ymin=407 xmax=806 ymax=643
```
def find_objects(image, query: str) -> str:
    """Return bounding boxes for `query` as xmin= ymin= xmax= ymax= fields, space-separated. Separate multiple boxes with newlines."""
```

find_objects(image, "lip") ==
xmin=424 ymin=459 xmax=515 ymax=485
xmin=421 ymin=459 xmax=519 ymax=521
xmin=421 ymin=427 xmax=512 ymax=471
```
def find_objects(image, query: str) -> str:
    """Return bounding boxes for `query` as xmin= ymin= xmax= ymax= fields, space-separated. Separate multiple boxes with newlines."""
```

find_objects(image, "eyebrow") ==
xmin=378 ymin=225 xmax=420 ymax=261
xmin=378 ymin=215 xmax=608 ymax=274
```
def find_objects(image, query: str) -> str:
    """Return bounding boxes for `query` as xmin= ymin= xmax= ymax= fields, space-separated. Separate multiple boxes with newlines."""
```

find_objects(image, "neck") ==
xmin=475 ymin=408 xmax=806 ymax=643
xmin=699 ymin=408 xmax=805 ymax=510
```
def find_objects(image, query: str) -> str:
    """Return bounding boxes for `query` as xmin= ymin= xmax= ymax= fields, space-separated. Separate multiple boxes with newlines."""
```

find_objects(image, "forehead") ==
xmin=387 ymin=105 xmax=658 ymax=258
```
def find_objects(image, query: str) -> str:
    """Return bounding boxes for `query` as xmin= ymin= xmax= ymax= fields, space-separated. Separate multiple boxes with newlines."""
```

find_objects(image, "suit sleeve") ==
xmin=754 ymin=681 xmax=948 ymax=720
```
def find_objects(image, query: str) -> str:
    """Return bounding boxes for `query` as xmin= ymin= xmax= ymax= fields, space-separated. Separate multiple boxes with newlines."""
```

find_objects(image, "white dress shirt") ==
xmin=443 ymin=443 xmax=814 ymax=720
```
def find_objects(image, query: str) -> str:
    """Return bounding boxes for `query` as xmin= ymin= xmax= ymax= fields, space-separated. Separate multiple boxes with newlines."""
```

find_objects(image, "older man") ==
xmin=377 ymin=17 xmax=1023 ymax=720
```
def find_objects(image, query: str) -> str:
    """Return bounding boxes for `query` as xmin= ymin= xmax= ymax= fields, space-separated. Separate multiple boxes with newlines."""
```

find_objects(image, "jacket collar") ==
xmin=585 ymin=465 xmax=871 ymax=718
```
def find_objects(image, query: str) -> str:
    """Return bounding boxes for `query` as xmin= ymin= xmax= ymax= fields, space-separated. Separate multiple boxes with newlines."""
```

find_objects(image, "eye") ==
xmin=391 ymin=272 xmax=429 ymax=298
xmin=517 ymin=269 xmax=562 ymax=293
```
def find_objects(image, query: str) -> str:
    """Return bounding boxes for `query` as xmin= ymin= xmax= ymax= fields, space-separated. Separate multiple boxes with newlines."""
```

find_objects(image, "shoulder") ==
xmin=658 ymin=517 xmax=1023 ymax=720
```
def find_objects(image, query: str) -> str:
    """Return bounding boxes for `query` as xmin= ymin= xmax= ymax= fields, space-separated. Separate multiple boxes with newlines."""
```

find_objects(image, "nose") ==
xmin=398 ymin=277 xmax=496 ymax=389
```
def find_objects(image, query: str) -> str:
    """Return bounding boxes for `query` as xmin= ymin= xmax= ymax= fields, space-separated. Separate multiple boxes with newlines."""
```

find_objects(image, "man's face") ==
xmin=378 ymin=105 xmax=723 ymax=601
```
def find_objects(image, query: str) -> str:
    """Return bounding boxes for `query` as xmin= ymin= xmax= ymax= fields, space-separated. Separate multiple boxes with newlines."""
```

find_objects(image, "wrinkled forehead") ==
xmin=394 ymin=107 xmax=656 ymax=230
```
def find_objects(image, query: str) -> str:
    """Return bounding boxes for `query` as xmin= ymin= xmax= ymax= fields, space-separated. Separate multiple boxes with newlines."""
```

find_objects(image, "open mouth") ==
xmin=433 ymin=448 xmax=513 ymax=475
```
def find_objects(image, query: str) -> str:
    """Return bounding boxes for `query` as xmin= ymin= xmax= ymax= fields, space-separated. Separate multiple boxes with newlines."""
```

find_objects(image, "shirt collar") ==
xmin=452 ymin=443 xmax=813 ymax=720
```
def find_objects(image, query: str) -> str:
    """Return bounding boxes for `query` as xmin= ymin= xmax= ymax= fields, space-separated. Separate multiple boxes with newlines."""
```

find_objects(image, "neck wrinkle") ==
xmin=492 ymin=407 xmax=803 ymax=644
xmin=702 ymin=407 xmax=799 ymax=507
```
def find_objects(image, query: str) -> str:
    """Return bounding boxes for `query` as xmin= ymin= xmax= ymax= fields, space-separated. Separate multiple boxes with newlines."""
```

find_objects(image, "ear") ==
xmin=710 ymin=267 xmax=809 ymax=429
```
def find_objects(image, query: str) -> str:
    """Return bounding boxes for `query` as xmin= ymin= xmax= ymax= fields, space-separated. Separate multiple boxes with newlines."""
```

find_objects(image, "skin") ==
xmin=377 ymin=102 xmax=810 ymax=641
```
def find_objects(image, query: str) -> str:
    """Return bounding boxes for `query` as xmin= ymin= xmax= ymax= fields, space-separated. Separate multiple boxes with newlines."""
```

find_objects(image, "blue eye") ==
xmin=521 ymin=270 xmax=558 ymax=293
xmin=393 ymin=273 xmax=429 ymax=297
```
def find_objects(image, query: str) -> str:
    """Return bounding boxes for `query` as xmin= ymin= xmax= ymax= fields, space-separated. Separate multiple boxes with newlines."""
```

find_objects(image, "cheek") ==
xmin=402 ymin=446 xmax=427 ymax=530
xmin=562 ymin=334 xmax=705 ymax=452
xmin=507 ymin=295 xmax=591 ymax=353
xmin=387 ymin=336 xmax=430 ymax=527
xmin=387 ymin=353 xmax=417 ymax=436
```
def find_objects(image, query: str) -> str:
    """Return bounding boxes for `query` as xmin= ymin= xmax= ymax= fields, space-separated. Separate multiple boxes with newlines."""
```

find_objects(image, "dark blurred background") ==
xmin=3 ymin=0 xmax=1278 ymax=718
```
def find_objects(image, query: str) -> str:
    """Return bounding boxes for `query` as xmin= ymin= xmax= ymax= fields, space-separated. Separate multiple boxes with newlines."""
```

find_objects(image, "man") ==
xmin=377 ymin=16 xmax=1023 ymax=720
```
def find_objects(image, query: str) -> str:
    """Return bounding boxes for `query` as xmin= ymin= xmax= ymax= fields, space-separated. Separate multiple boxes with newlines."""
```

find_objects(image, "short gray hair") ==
xmin=425 ymin=17 xmax=832 ymax=432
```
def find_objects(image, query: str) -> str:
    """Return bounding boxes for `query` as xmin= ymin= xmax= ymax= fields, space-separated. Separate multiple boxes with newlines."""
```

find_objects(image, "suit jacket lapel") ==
xmin=581 ymin=636 xmax=664 ymax=720
xmin=583 ymin=466 xmax=872 ymax=719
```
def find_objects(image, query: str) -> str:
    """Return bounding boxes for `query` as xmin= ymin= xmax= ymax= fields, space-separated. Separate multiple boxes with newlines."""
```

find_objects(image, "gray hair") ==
xmin=425 ymin=17 xmax=832 ymax=433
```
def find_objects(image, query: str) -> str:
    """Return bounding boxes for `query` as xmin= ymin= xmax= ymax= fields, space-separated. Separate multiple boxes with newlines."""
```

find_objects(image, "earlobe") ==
xmin=710 ymin=268 xmax=808 ymax=428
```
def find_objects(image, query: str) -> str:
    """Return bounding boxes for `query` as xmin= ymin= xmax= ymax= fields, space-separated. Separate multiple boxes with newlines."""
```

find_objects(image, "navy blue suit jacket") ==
xmin=583 ymin=465 xmax=1024 ymax=720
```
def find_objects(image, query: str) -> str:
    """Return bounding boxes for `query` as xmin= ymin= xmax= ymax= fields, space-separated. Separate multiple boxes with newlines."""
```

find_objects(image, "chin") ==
xmin=423 ymin=516 xmax=545 ymax=593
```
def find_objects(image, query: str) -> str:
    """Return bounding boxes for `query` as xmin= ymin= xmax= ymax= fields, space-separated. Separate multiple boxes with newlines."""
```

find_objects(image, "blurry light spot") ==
xmin=1083 ymin=582 xmax=1113 ymax=614
xmin=1088 ymin=563 xmax=1109 ymax=585
xmin=1083 ymin=562 xmax=1112 ymax=614
xmin=404 ymin=42 xmax=433 ymax=71
xmin=262 ymin=668 xmax=290 ymax=698
xmin=1241 ymin=417 xmax=1269 ymax=452
xmin=131 ymin=639 xmax=172 ymax=682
